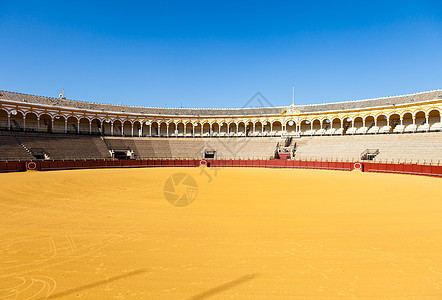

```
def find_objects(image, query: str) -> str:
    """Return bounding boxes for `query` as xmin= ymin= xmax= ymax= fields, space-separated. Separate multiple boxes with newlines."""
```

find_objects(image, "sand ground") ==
xmin=0 ymin=167 xmax=441 ymax=299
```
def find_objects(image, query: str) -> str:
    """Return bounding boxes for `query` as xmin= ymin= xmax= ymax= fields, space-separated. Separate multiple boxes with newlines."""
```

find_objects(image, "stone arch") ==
xmin=24 ymin=112 xmax=38 ymax=131
xmin=286 ymin=120 xmax=296 ymax=133
xmin=237 ymin=121 xmax=246 ymax=136
xmin=52 ymin=115 xmax=66 ymax=133
xmin=67 ymin=116 xmax=78 ymax=133
xmin=39 ymin=113 xmax=52 ymax=133
xmin=185 ymin=123 xmax=193 ymax=136
xmin=254 ymin=121 xmax=263 ymax=135
xmin=159 ymin=122 xmax=168 ymax=137
xmin=79 ymin=117 xmax=90 ymax=134
xmin=194 ymin=122 xmax=202 ymax=136
xmin=220 ymin=122 xmax=228 ymax=136
xmin=312 ymin=119 xmax=321 ymax=131
xmin=168 ymin=122 xmax=176 ymax=137
xmin=228 ymin=122 xmax=237 ymax=135
xmin=176 ymin=122 xmax=185 ymax=136
xmin=428 ymin=109 xmax=441 ymax=131
xmin=91 ymin=118 xmax=101 ymax=135
xmin=10 ymin=110 xmax=24 ymax=131
xmin=102 ymin=118 xmax=112 ymax=136
xmin=0 ymin=109 xmax=8 ymax=129
xmin=272 ymin=121 xmax=282 ymax=135
xmin=300 ymin=119 xmax=311 ymax=134
xmin=202 ymin=122 xmax=211 ymax=136
xmin=151 ymin=121 xmax=159 ymax=136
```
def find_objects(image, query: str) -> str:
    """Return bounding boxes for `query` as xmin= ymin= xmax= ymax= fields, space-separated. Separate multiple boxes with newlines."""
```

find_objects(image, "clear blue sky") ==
xmin=1 ymin=1 xmax=441 ymax=108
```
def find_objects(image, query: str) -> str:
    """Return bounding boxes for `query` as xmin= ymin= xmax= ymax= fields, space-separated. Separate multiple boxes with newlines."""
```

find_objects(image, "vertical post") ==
xmin=77 ymin=120 xmax=80 ymax=134
xmin=89 ymin=120 xmax=92 ymax=134
xmin=149 ymin=125 xmax=152 ymax=137
xmin=131 ymin=124 xmax=134 ymax=137
xmin=111 ymin=122 xmax=114 ymax=136
xmin=37 ymin=116 xmax=40 ymax=131
xmin=23 ymin=115 xmax=26 ymax=131
xmin=7 ymin=114 xmax=10 ymax=130
xmin=64 ymin=118 xmax=68 ymax=133
xmin=121 ymin=124 xmax=124 ymax=136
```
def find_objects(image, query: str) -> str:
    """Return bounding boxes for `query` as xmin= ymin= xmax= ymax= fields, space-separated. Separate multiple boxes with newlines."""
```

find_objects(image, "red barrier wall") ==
xmin=0 ymin=159 xmax=440 ymax=177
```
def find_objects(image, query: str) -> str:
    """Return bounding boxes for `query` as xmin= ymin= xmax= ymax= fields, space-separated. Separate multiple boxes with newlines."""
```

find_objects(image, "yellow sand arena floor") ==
xmin=0 ymin=167 xmax=441 ymax=299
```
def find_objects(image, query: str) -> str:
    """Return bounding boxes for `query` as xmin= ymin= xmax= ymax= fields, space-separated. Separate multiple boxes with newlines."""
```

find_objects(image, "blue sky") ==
xmin=1 ymin=1 xmax=441 ymax=108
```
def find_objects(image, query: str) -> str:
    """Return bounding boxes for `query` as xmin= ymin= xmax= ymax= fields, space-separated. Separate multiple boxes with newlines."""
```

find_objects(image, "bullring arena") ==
xmin=1 ymin=89 xmax=442 ymax=299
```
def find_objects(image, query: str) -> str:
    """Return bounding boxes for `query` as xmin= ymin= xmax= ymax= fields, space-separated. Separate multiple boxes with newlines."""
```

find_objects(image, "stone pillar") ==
xmin=37 ymin=116 xmax=40 ymax=131
xmin=131 ymin=124 xmax=134 ymax=137
xmin=64 ymin=119 xmax=68 ymax=133
xmin=111 ymin=122 xmax=114 ymax=136
xmin=23 ymin=116 xmax=26 ymax=131
xmin=7 ymin=114 xmax=10 ymax=130
xmin=89 ymin=120 xmax=92 ymax=134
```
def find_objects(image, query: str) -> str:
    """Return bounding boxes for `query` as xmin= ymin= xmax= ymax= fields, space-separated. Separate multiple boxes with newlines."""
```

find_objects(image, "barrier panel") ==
xmin=0 ymin=159 xmax=440 ymax=177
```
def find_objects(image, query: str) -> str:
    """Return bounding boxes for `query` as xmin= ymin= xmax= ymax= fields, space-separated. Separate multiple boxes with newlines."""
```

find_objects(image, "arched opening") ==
xmin=237 ymin=122 xmax=246 ymax=136
xmin=122 ymin=121 xmax=131 ymax=136
xmin=312 ymin=119 xmax=321 ymax=133
xmin=263 ymin=121 xmax=271 ymax=135
xmin=364 ymin=116 xmax=375 ymax=134
xmin=212 ymin=123 xmax=220 ymax=136
xmin=428 ymin=109 xmax=441 ymax=131
xmin=10 ymin=111 xmax=24 ymax=131
xmin=254 ymin=122 xmax=263 ymax=136
xmin=353 ymin=117 xmax=363 ymax=134
xmin=176 ymin=123 xmax=185 ymax=137
xmin=141 ymin=121 xmax=150 ymax=137
xmin=67 ymin=116 xmax=78 ymax=133
xmin=300 ymin=120 xmax=311 ymax=135
xmin=389 ymin=114 xmax=401 ymax=133
xmin=228 ymin=123 xmax=236 ymax=136
xmin=159 ymin=122 xmax=168 ymax=137
xmin=319 ymin=119 xmax=331 ymax=135
xmin=79 ymin=118 xmax=90 ymax=134
xmin=0 ymin=109 xmax=8 ymax=130
xmin=246 ymin=122 xmax=254 ymax=136
xmin=415 ymin=111 xmax=427 ymax=132
xmin=194 ymin=123 xmax=202 ymax=137
xmin=151 ymin=122 xmax=159 ymax=136
xmin=376 ymin=115 xmax=388 ymax=134
xmin=53 ymin=115 xmax=66 ymax=133
xmin=331 ymin=118 xmax=341 ymax=134
xmin=39 ymin=114 xmax=52 ymax=133
xmin=133 ymin=121 xmax=142 ymax=137
xmin=102 ymin=119 xmax=112 ymax=135
xmin=220 ymin=123 xmax=228 ymax=136
xmin=342 ymin=117 xmax=352 ymax=134
xmin=202 ymin=123 xmax=210 ymax=136
xmin=272 ymin=121 xmax=282 ymax=136
xmin=91 ymin=118 xmax=101 ymax=134
xmin=168 ymin=123 xmax=176 ymax=137
xmin=403 ymin=112 xmax=414 ymax=132
xmin=286 ymin=120 xmax=296 ymax=134
xmin=113 ymin=120 xmax=123 ymax=136
xmin=185 ymin=123 xmax=193 ymax=137
xmin=25 ymin=112 xmax=38 ymax=132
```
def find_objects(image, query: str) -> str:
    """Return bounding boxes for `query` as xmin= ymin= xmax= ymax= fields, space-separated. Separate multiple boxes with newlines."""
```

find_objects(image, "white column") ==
xmin=7 ymin=114 xmax=10 ymax=130
xmin=201 ymin=125 xmax=203 ymax=136
xmin=64 ymin=119 xmax=68 ymax=133
xmin=131 ymin=124 xmax=134 ymax=137
xmin=51 ymin=118 xmax=54 ymax=133
xmin=77 ymin=120 xmax=80 ymax=134
xmin=37 ymin=116 xmax=40 ymax=131
xmin=184 ymin=124 xmax=187 ymax=137
xmin=23 ymin=116 xmax=26 ymax=131
xmin=121 ymin=124 xmax=124 ymax=136
xmin=149 ymin=125 xmax=152 ymax=136
xmin=111 ymin=122 xmax=114 ymax=136
xmin=400 ymin=117 xmax=403 ymax=126
xmin=89 ymin=120 xmax=92 ymax=134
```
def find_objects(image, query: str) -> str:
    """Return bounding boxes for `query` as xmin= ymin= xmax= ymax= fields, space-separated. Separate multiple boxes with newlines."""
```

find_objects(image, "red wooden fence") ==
xmin=0 ymin=159 xmax=440 ymax=177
